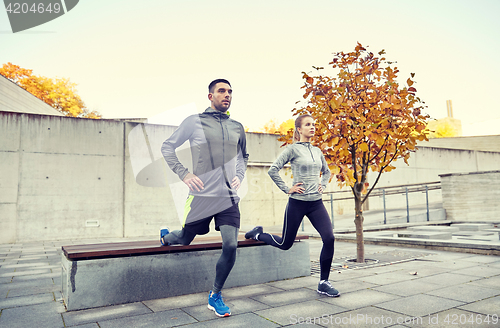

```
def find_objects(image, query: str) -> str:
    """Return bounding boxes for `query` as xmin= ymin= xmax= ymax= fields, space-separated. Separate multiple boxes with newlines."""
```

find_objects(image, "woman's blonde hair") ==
xmin=293 ymin=114 xmax=313 ymax=142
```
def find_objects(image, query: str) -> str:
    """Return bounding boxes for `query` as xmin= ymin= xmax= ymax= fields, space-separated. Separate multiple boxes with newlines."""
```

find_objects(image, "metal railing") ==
xmin=301 ymin=181 xmax=441 ymax=231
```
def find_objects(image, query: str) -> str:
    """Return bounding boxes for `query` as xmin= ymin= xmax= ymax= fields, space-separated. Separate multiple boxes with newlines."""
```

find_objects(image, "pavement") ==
xmin=1 ymin=225 xmax=500 ymax=328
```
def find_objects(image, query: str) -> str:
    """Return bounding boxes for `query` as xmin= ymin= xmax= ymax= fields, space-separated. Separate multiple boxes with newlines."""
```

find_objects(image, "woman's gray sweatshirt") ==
xmin=268 ymin=142 xmax=331 ymax=201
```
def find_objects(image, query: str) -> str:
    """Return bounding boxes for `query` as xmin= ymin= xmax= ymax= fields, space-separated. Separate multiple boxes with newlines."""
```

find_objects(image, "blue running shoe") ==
xmin=160 ymin=226 xmax=170 ymax=246
xmin=208 ymin=291 xmax=231 ymax=317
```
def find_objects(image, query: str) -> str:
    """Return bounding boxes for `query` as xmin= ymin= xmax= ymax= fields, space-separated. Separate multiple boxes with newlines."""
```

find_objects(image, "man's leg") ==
xmin=207 ymin=224 xmax=238 ymax=317
xmin=212 ymin=225 xmax=238 ymax=293
xmin=162 ymin=227 xmax=196 ymax=246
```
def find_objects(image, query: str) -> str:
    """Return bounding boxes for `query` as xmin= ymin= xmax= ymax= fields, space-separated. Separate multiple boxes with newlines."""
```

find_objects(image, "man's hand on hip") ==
xmin=231 ymin=176 xmax=241 ymax=190
xmin=183 ymin=173 xmax=204 ymax=192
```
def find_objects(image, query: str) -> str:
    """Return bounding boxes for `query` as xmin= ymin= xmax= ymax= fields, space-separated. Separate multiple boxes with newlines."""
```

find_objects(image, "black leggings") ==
xmin=163 ymin=225 xmax=238 ymax=293
xmin=258 ymin=198 xmax=335 ymax=281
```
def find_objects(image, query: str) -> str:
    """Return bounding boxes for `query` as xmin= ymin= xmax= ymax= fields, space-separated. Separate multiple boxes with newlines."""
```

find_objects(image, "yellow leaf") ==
xmin=376 ymin=136 xmax=385 ymax=147
xmin=359 ymin=142 xmax=368 ymax=152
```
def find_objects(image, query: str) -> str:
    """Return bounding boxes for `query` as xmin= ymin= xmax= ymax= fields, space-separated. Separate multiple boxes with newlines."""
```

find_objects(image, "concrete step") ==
xmin=408 ymin=226 xmax=460 ymax=232
xmin=397 ymin=231 xmax=453 ymax=240
xmin=450 ymin=223 xmax=494 ymax=231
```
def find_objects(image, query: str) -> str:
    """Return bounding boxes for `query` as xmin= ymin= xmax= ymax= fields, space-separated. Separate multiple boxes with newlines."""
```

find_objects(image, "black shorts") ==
xmin=182 ymin=196 xmax=240 ymax=235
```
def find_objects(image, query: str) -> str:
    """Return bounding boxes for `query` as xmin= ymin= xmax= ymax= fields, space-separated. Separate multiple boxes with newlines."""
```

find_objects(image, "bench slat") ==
xmin=62 ymin=235 xmax=308 ymax=260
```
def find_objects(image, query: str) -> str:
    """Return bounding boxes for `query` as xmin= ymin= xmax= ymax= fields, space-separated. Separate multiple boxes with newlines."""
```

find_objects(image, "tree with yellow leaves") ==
xmin=426 ymin=119 xmax=460 ymax=138
xmin=0 ymin=62 xmax=101 ymax=119
xmin=258 ymin=118 xmax=295 ymax=135
xmin=280 ymin=43 xmax=429 ymax=262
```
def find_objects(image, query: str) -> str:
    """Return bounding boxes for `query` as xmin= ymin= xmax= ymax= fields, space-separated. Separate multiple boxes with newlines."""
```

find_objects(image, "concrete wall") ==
xmin=440 ymin=170 xmax=500 ymax=221
xmin=2 ymin=111 xmax=500 ymax=243
xmin=418 ymin=135 xmax=500 ymax=152
xmin=0 ymin=76 xmax=63 ymax=116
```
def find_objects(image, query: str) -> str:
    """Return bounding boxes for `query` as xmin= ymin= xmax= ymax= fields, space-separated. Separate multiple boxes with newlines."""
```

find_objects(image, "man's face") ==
xmin=208 ymin=82 xmax=232 ymax=112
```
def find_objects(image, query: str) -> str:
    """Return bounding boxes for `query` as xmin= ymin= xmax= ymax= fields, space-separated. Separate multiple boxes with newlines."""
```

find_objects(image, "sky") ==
xmin=1 ymin=0 xmax=499 ymax=135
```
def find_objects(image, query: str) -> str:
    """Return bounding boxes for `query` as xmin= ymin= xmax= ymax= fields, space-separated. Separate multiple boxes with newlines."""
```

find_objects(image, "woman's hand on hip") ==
xmin=288 ymin=182 xmax=305 ymax=194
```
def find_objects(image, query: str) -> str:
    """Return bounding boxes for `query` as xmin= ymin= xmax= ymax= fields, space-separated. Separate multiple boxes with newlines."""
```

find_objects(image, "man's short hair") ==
xmin=209 ymin=79 xmax=231 ymax=93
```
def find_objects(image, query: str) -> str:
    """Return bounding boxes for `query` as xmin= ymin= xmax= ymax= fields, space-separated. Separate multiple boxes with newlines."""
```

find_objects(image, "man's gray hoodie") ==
xmin=161 ymin=107 xmax=249 ymax=198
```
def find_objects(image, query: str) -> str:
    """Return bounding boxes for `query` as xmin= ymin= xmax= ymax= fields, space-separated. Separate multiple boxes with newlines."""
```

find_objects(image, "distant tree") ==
xmin=259 ymin=118 xmax=295 ymax=135
xmin=0 ymin=62 xmax=101 ymax=119
xmin=426 ymin=119 xmax=459 ymax=138
xmin=279 ymin=43 xmax=429 ymax=262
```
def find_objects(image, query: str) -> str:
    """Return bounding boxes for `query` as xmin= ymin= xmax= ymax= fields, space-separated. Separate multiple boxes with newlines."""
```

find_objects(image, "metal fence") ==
xmin=301 ymin=181 xmax=441 ymax=231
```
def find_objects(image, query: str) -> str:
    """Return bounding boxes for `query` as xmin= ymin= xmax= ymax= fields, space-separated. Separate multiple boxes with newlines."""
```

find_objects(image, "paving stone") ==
xmin=0 ymin=268 xmax=51 ymax=278
xmin=404 ymin=307 xmax=497 ymax=328
xmin=460 ymin=255 xmax=500 ymax=264
xmin=357 ymin=270 xmax=417 ymax=286
xmin=414 ymin=273 xmax=481 ymax=286
xmin=0 ymin=301 xmax=65 ymax=328
xmin=249 ymin=288 xmax=320 ymax=307
xmin=0 ymin=292 xmax=54 ymax=309
xmin=222 ymin=284 xmax=283 ymax=299
xmin=0 ymin=262 xmax=51 ymax=269
xmin=281 ymin=322 xmax=323 ymax=327
xmin=328 ymin=269 xmax=373 ymax=281
xmin=387 ymin=262 xmax=451 ymax=276
xmin=357 ymin=265 xmax=406 ymax=275
xmin=265 ymin=275 xmax=318 ymax=290
xmin=11 ymin=271 xmax=59 ymax=282
xmin=143 ymin=291 xmax=207 ymax=312
xmin=0 ymin=268 xmax=15 ymax=276
xmin=327 ymin=279 xmax=377 ymax=294
xmin=181 ymin=312 xmax=279 ymax=328
xmin=182 ymin=297 xmax=270 ymax=321
xmin=0 ymin=277 xmax=12 ymax=284
xmin=255 ymin=300 xmax=347 ymax=326
xmin=420 ymin=260 xmax=476 ymax=270
xmin=96 ymin=309 xmax=196 ymax=328
xmin=0 ymin=278 xmax=55 ymax=293
xmin=320 ymin=288 xmax=400 ymax=309
xmin=372 ymin=279 xmax=444 ymax=297
xmin=376 ymin=294 xmax=465 ymax=317
xmin=452 ymin=266 xmax=500 ymax=278
xmin=62 ymin=302 xmax=152 ymax=327
xmin=66 ymin=323 xmax=99 ymax=328
xmin=488 ymin=261 xmax=500 ymax=268
xmin=426 ymin=284 xmax=500 ymax=303
xmin=457 ymin=295 xmax=500 ymax=316
xmin=466 ymin=275 xmax=500 ymax=290
xmin=320 ymin=306 xmax=408 ymax=328
xmin=424 ymin=253 xmax=476 ymax=262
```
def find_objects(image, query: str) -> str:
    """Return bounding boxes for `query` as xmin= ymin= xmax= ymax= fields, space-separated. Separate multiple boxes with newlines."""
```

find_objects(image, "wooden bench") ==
xmin=61 ymin=234 xmax=310 ymax=311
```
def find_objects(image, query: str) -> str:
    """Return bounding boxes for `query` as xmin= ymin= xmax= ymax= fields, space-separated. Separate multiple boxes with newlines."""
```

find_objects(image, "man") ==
xmin=160 ymin=79 xmax=249 ymax=317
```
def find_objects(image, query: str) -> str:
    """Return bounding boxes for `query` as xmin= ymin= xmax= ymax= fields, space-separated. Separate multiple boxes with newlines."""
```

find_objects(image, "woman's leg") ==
xmin=258 ymin=198 xmax=305 ymax=251
xmin=307 ymin=200 xmax=335 ymax=281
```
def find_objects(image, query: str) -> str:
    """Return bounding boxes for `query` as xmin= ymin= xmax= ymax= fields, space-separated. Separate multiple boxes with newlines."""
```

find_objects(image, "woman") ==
xmin=245 ymin=114 xmax=339 ymax=297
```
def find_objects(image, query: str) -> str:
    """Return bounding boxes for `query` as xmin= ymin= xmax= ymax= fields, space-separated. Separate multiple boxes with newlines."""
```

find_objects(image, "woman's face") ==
xmin=298 ymin=116 xmax=315 ymax=139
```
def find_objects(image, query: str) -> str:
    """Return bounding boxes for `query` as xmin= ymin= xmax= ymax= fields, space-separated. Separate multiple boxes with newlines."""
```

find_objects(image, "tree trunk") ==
xmin=354 ymin=194 xmax=365 ymax=263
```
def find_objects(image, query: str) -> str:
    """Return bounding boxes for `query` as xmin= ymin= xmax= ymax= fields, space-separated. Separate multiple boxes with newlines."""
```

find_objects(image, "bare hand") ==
xmin=318 ymin=184 xmax=323 ymax=193
xmin=183 ymin=173 xmax=204 ymax=192
xmin=231 ymin=176 xmax=241 ymax=190
xmin=288 ymin=182 xmax=305 ymax=194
